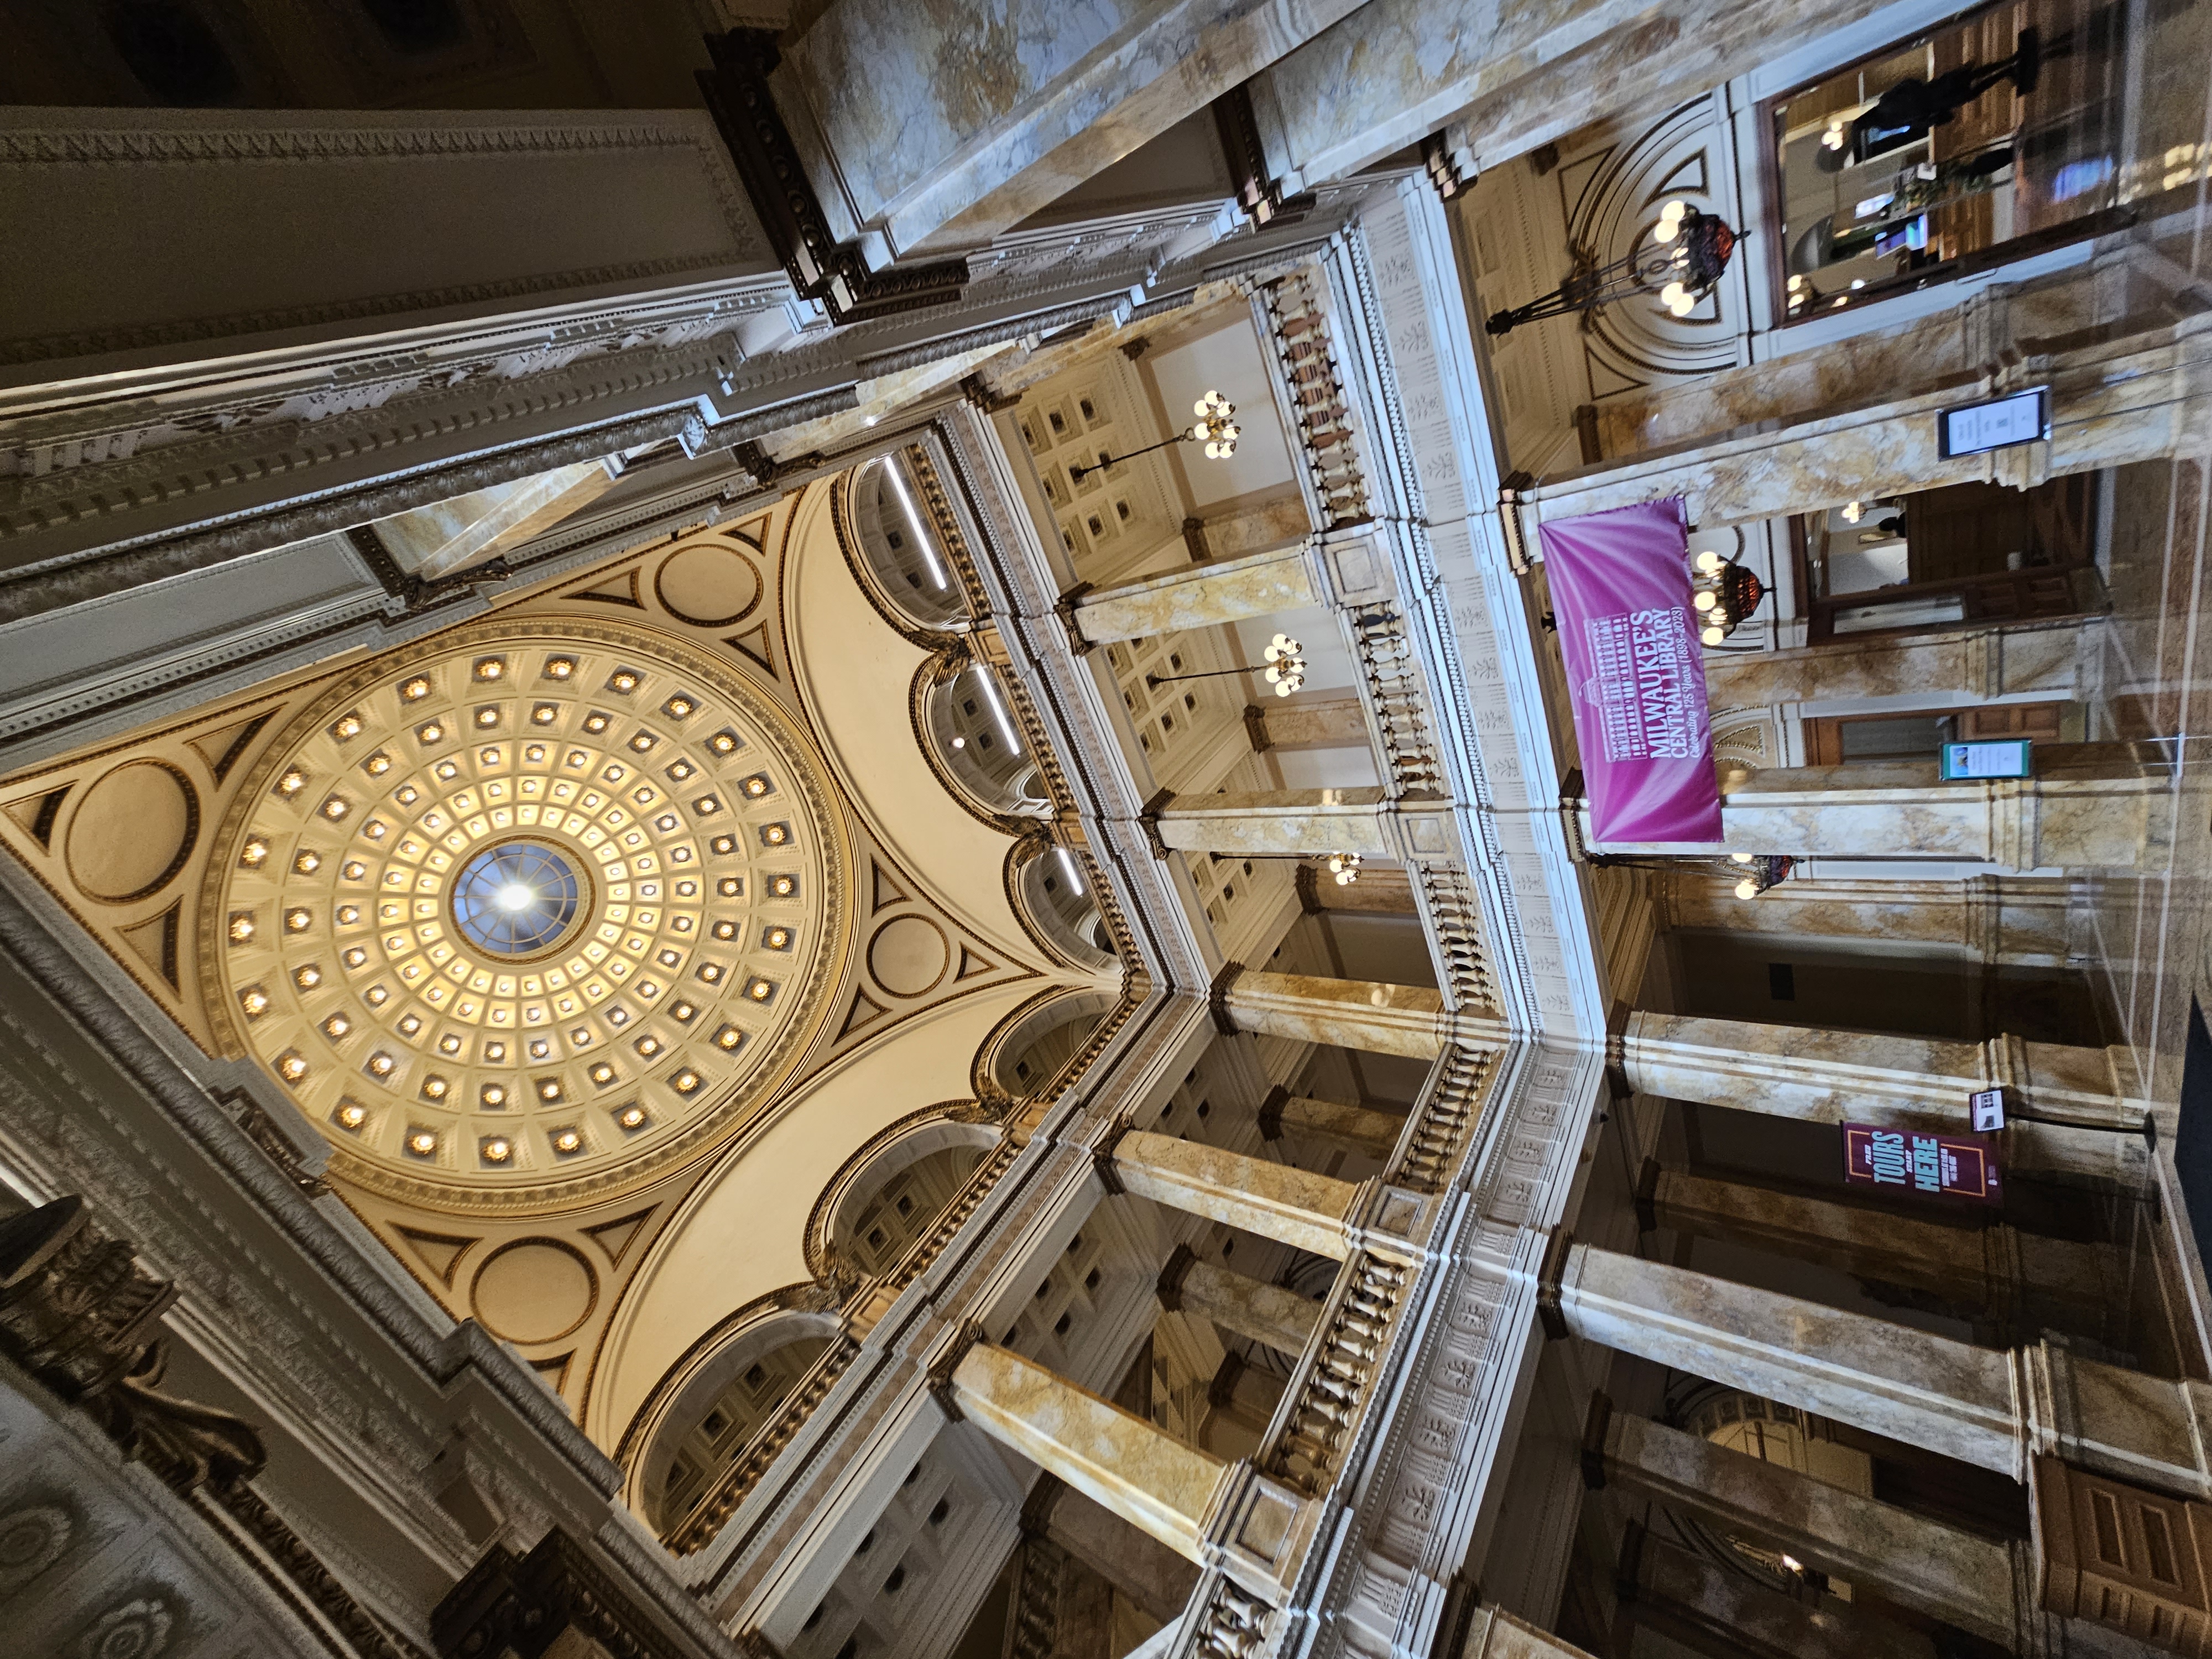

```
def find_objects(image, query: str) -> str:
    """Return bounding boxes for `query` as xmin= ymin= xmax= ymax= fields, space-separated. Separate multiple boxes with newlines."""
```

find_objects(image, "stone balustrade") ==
xmin=1258 ymin=270 xmax=1371 ymax=529
xmin=1260 ymin=1251 xmax=1414 ymax=1498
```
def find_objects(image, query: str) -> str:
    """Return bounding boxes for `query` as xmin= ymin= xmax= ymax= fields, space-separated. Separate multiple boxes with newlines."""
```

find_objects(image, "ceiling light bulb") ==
xmin=1731 ymin=851 xmax=1755 ymax=864
xmin=1702 ymin=625 xmax=1725 ymax=646
xmin=1736 ymin=878 xmax=1760 ymax=899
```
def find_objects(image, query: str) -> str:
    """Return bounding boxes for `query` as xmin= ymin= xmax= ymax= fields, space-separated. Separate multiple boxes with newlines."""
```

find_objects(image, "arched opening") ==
xmin=1011 ymin=842 xmax=1115 ymax=971
xmin=829 ymin=1119 xmax=997 ymax=1278
xmin=922 ymin=661 xmax=1051 ymax=818
xmin=640 ymin=1310 xmax=839 ymax=1535
xmin=985 ymin=989 xmax=1116 ymax=1100
xmin=847 ymin=451 xmax=966 ymax=632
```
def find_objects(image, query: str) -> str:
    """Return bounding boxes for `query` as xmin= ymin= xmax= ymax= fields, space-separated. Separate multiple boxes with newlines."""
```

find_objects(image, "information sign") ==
xmin=1938 ymin=388 xmax=2048 ymax=458
xmin=1843 ymin=1123 xmax=1999 ymax=1201
xmin=1968 ymin=1088 xmax=2006 ymax=1133
xmin=1939 ymin=738 xmax=2032 ymax=780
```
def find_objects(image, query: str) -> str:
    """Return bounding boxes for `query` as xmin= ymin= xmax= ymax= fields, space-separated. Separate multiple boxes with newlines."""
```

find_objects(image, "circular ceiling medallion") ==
xmin=470 ymin=1238 xmax=598 ymax=1344
xmin=67 ymin=760 xmax=199 ymax=904
xmin=207 ymin=622 xmax=848 ymax=1209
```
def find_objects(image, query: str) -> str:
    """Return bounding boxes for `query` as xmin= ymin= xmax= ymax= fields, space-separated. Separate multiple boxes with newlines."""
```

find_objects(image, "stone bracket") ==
xmin=1255 ymin=1084 xmax=1290 ymax=1142
xmin=1535 ymin=1228 xmax=1575 ymax=1340
xmin=1579 ymin=1391 xmax=1614 ymax=1490
xmin=1139 ymin=787 xmax=1176 ymax=863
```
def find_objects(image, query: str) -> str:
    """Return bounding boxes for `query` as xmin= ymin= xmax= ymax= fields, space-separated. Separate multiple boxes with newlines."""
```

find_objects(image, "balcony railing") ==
xmin=1257 ymin=272 xmax=1370 ymax=529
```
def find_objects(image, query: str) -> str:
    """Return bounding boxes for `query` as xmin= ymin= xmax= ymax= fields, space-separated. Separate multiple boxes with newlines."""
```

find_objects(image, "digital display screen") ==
xmin=1939 ymin=388 xmax=2047 ymax=457
xmin=1940 ymin=739 xmax=2032 ymax=780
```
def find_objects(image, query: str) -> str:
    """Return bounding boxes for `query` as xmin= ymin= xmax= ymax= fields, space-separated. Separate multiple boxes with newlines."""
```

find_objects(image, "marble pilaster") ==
xmin=1619 ymin=1525 xmax=1938 ymax=1659
xmin=1298 ymin=862 xmax=1420 ymax=916
xmin=1653 ymin=872 xmax=2076 ymax=969
xmin=1586 ymin=747 xmax=2173 ymax=874
xmin=1595 ymin=1405 xmax=2019 ymax=1646
xmin=1703 ymin=619 xmax=2097 ymax=712
xmin=1644 ymin=1165 xmax=2117 ymax=1339
xmin=1155 ymin=787 xmax=1396 ymax=857
xmin=1259 ymin=1087 xmax=1406 ymax=1159
xmin=1074 ymin=545 xmax=1331 ymax=644
xmin=1254 ymin=696 xmax=1370 ymax=751
xmin=1220 ymin=967 xmax=1485 ymax=1058
xmin=1159 ymin=1246 xmax=1324 ymax=1356
xmin=1621 ymin=1012 xmax=2156 ymax=1134
xmin=1551 ymin=1243 xmax=2212 ymax=1495
xmin=1529 ymin=315 xmax=2212 ymax=529
xmin=1110 ymin=1129 xmax=1363 ymax=1260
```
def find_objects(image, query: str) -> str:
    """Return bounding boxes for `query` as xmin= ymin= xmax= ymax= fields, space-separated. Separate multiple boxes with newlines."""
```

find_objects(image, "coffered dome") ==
xmin=204 ymin=619 xmax=848 ymax=1209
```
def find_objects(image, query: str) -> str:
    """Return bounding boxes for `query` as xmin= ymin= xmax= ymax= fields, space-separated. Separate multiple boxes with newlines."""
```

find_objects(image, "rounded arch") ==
xmin=912 ymin=653 xmax=1052 ymax=825
xmin=803 ymin=1102 xmax=999 ymax=1286
xmin=618 ymin=1285 xmax=843 ymax=1533
xmin=833 ymin=455 xmax=969 ymax=638
xmin=974 ymin=985 xmax=1119 ymax=1104
xmin=1004 ymin=835 xmax=1117 ymax=973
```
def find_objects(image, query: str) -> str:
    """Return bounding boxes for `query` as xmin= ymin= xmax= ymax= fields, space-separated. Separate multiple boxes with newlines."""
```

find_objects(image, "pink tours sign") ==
xmin=1536 ymin=497 xmax=1723 ymax=846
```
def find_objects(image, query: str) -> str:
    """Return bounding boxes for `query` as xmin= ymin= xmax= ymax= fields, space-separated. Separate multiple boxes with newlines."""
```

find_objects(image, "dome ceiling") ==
xmin=203 ymin=618 xmax=849 ymax=1209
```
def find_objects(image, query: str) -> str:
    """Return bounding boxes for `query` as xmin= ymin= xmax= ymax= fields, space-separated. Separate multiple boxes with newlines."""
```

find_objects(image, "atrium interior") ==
xmin=0 ymin=3 xmax=2209 ymax=1658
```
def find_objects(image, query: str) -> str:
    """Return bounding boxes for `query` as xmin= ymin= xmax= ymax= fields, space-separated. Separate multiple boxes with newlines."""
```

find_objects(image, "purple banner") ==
xmin=1843 ymin=1123 xmax=2000 ymax=1202
xmin=1537 ymin=498 xmax=1722 ymax=844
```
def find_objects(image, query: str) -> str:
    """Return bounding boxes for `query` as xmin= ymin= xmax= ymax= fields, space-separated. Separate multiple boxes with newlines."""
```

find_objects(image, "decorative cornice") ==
xmin=696 ymin=32 xmax=969 ymax=326
xmin=430 ymin=1526 xmax=720 ymax=1659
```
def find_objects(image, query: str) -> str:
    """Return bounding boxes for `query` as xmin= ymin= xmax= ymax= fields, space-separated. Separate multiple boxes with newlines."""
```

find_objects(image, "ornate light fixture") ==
xmin=1691 ymin=548 xmax=1766 ymax=646
xmin=1485 ymin=201 xmax=1738 ymax=337
xmin=1326 ymin=852 xmax=1361 ymax=886
xmin=1729 ymin=851 xmax=1794 ymax=900
xmin=1068 ymin=389 xmax=1240 ymax=481
xmin=1144 ymin=632 xmax=1306 ymax=697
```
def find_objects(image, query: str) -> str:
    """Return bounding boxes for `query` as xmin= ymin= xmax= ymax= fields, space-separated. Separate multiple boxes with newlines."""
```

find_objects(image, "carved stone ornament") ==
xmin=430 ymin=1526 xmax=692 ymax=1659
xmin=0 ymin=1198 xmax=418 ymax=1659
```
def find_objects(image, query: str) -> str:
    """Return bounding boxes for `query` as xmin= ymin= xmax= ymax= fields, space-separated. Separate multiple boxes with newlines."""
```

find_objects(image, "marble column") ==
xmin=1252 ymin=696 xmax=1369 ymax=751
xmin=1652 ymin=872 xmax=2075 ymax=969
xmin=1530 ymin=315 xmax=2212 ymax=529
xmin=947 ymin=1340 xmax=1315 ymax=1595
xmin=1592 ymin=1403 xmax=2018 ymax=1646
xmin=1074 ymin=545 xmax=1332 ymax=644
xmin=1250 ymin=0 xmax=1892 ymax=190
xmin=372 ymin=459 xmax=617 ymax=581
xmin=1548 ymin=1241 xmax=2212 ymax=1496
xmin=1026 ymin=1478 xmax=1201 ymax=1624
xmin=1154 ymin=787 xmax=1395 ymax=857
xmin=1704 ymin=620 xmax=2096 ymax=713
xmin=1259 ymin=1086 xmax=1405 ymax=1159
xmin=769 ymin=0 xmax=1365 ymax=258
xmin=1219 ymin=966 xmax=1490 ymax=1058
xmin=1298 ymin=862 xmax=1419 ymax=916
xmin=1584 ymin=745 xmax=2172 ymax=873
xmin=1642 ymin=1164 xmax=2117 ymax=1339
xmin=1592 ymin=270 xmax=2102 ymax=461
xmin=1618 ymin=1524 xmax=1938 ymax=1659
xmin=1110 ymin=1129 xmax=1364 ymax=1260
xmin=1458 ymin=1607 xmax=1600 ymax=1659
xmin=1157 ymin=1244 xmax=1323 ymax=1356
xmin=1621 ymin=1011 xmax=2156 ymax=1134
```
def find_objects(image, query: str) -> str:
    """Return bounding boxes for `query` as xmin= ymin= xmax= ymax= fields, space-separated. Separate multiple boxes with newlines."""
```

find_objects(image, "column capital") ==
xmin=1208 ymin=961 xmax=1248 ymax=1036
xmin=921 ymin=1318 xmax=989 ymax=1424
xmin=1051 ymin=582 xmax=1097 ymax=658
xmin=1156 ymin=1242 xmax=1199 ymax=1312
xmin=1256 ymin=1084 xmax=1290 ymax=1140
xmin=1140 ymin=786 xmax=1175 ymax=863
